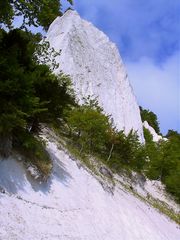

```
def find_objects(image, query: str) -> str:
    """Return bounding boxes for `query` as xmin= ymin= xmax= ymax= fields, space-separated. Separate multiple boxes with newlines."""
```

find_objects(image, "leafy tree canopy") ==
xmin=146 ymin=130 xmax=180 ymax=202
xmin=0 ymin=28 xmax=75 ymax=135
xmin=67 ymin=97 xmax=146 ymax=171
xmin=165 ymin=129 xmax=180 ymax=139
xmin=0 ymin=0 xmax=73 ymax=30
xmin=0 ymin=0 xmax=75 ymax=163
xmin=0 ymin=29 xmax=40 ymax=133
xmin=67 ymin=98 xmax=112 ymax=153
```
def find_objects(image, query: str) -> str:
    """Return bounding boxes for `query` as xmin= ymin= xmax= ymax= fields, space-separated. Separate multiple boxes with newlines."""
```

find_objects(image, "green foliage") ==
xmin=13 ymin=128 xmax=52 ymax=176
xmin=0 ymin=0 xmax=13 ymax=28
xmin=162 ymin=134 xmax=180 ymax=202
xmin=140 ymin=106 xmax=160 ymax=134
xmin=165 ymin=129 xmax=179 ymax=138
xmin=0 ymin=1 xmax=75 ymax=175
xmin=0 ymin=0 xmax=75 ymax=177
xmin=0 ymin=28 xmax=75 ymax=169
xmin=0 ymin=0 xmax=73 ymax=30
xmin=34 ymin=38 xmax=61 ymax=70
xmin=30 ymin=66 xmax=75 ymax=131
xmin=164 ymin=169 xmax=180 ymax=203
xmin=0 ymin=29 xmax=42 ymax=133
xmin=0 ymin=0 xmax=179 ymax=206
xmin=67 ymin=97 xmax=146 ymax=172
xmin=106 ymin=130 xmax=146 ymax=172
xmin=67 ymin=100 xmax=179 ymax=203
xmin=143 ymin=127 xmax=162 ymax=178
xmin=142 ymin=121 xmax=180 ymax=203
xmin=146 ymin=131 xmax=180 ymax=202
xmin=67 ymin=98 xmax=112 ymax=153
xmin=0 ymin=29 xmax=75 ymax=134
xmin=143 ymin=127 xmax=153 ymax=143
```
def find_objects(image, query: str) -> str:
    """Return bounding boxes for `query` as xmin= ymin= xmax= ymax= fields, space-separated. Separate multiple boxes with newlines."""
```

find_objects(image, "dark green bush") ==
xmin=146 ymin=130 xmax=180 ymax=203
xmin=13 ymin=128 xmax=52 ymax=176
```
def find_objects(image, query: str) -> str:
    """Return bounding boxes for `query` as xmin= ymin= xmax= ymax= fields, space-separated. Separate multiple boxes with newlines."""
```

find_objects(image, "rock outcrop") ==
xmin=46 ymin=10 xmax=144 ymax=142
xmin=143 ymin=121 xmax=163 ymax=142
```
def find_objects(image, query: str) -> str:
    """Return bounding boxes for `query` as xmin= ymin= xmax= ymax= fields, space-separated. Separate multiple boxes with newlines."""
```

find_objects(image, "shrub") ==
xmin=13 ymin=128 xmax=52 ymax=177
xmin=146 ymin=131 xmax=180 ymax=202
xmin=67 ymin=98 xmax=112 ymax=154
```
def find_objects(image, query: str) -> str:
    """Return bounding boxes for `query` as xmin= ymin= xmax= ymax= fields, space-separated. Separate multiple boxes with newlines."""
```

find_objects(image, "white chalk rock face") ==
xmin=46 ymin=10 xmax=144 ymax=142
xmin=0 ymin=130 xmax=179 ymax=239
xmin=143 ymin=121 xmax=163 ymax=142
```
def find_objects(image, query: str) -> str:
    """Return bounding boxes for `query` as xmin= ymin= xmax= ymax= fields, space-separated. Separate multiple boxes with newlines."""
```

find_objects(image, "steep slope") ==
xmin=46 ymin=10 xmax=144 ymax=142
xmin=0 ymin=128 xmax=179 ymax=240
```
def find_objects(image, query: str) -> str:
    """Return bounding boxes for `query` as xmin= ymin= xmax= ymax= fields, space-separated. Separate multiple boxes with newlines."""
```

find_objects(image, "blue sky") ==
xmin=62 ymin=0 xmax=180 ymax=134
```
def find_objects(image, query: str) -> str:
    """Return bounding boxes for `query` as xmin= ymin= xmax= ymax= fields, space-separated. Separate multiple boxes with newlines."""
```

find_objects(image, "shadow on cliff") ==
xmin=0 ymin=151 xmax=73 ymax=196
xmin=30 ymin=149 xmax=73 ymax=193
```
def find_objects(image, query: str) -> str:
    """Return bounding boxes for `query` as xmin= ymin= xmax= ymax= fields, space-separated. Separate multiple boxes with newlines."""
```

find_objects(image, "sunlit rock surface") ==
xmin=143 ymin=120 xmax=163 ymax=142
xmin=46 ymin=10 xmax=144 ymax=142
xmin=0 ymin=129 xmax=179 ymax=240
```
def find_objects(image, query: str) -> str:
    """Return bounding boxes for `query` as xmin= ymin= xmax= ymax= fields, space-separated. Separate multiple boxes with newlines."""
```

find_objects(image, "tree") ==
xmin=165 ymin=129 xmax=179 ymax=138
xmin=67 ymin=98 xmax=112 ymax=154
xmin=31 ymin=68 xmax=75 ymax=131
xmin=0 ymin=0 xmax=73 ymax=30
xmin=0 ymin=0 xmax=75 ymax=166
xmin=146 ymin=131 xmax=180 ymax=202
xmin=165 ymin=165 xmax=180 ymax=203
xmin=0 ymin=29 xmax=41 ymax=132
xmin=106 ymin=130 xmax=146 ymax=171
xmin=0 ymin=29 xmax=41 ymax=156
xmin=143 ymin=127 xmax=153 ymax=143
xmin=0 ymin=29 xmax=75 ymax=156
xmin=0 ymin=0 xmax=75 ymax=158
xmin=163 ymin=133 xmax=180 ymax=202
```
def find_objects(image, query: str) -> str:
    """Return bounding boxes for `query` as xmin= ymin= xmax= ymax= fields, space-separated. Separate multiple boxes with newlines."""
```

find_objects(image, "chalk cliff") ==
xmin=46 ymin=10 xmax=144 ymax=142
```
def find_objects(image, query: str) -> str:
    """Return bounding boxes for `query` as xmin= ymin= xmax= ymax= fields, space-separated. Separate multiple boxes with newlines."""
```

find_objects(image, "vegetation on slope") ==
xmin=0 ymin=0 xmax=179 ymax=208
xmin=144 ymin=129 xmax=180 ymax=203
xmin=59 ymin=100 xmax=180 ymax=203
xmin=13 ymin=128 xmax=52 ymax=177
xmin=65 ymin=98 xmax=146 ymax=172
xmin=0 ymin=0 xmax=75 ymax=176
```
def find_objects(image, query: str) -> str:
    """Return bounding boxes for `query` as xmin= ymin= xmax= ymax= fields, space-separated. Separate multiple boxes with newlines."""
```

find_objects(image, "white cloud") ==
xmin=74 ymin=0 xmax=180 ymax=134
xmin=75 ymin=0 xmax=180 ymax=61
xmin=126 ymin=51 xmax=180 ymax=134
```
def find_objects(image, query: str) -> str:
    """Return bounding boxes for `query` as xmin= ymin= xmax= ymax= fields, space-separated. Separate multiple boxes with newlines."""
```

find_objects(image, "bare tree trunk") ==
xmin=0 ymin=132 xmax=12 ymax=158
xmin=67 ymin=124 xmax=72 ymax=137
xmin=89 ymin=138 xmax=93 ymax=155
xmin=158 ymin=156 xmax=166 ymax=181
xmin=107 ymin=143 xmax=114 ymax=162
xmin=79 ymin=144 xmax=84 ymax=155
xmin=30 ymin=118 xmax=40 ymax=133
xmin=77 ymin=130 xmax=81 ymax=138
